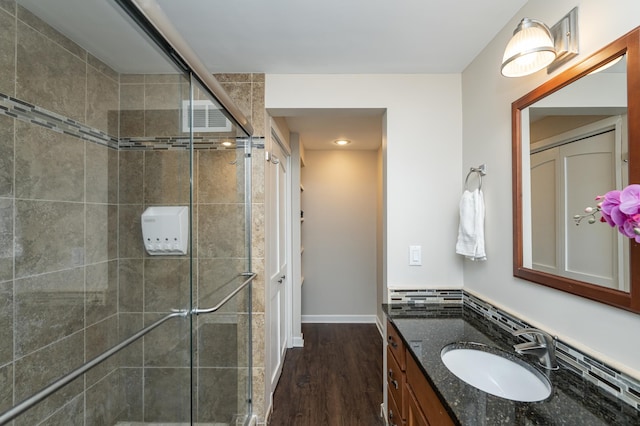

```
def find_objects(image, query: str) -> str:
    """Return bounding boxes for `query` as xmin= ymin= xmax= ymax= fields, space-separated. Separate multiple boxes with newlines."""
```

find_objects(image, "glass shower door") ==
xmin=0 ymin=0 xmax=253 ymax=425
xmin=190 ymin=79 xmax=253 ymax=425
xmin=117 ymin=72 xmax=195 ymax=423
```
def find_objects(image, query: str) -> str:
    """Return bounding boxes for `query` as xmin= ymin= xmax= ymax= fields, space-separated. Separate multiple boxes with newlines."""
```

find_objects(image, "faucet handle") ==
xmin=512 ymin=327 xmax=559 ymax=370
xmin=512 ymin=328 xmax=555 ymax=346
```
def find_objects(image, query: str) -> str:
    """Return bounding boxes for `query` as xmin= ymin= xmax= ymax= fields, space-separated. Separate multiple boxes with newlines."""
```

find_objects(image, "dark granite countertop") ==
xmin=383 ymin=303 xmax=640 ymax=425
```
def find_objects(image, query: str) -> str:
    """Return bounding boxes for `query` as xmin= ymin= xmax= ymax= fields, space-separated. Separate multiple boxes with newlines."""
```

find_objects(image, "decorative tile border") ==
xmin=385 ymin=302 xmax=463 ymax=318
xmin=0 ymin=92 xmax=119 ymax=149
xmin=389 ymin=289 xmax=640 ymax=411
xmin=119 ymin=136 xmax=263 ymax=151
xmin=388 ymin=288 xmax=463 ymax=304
xmin=0 ymin=91 xmax=265 ymax=151
xmin=462 ymin=292 xmax=530 ymax=332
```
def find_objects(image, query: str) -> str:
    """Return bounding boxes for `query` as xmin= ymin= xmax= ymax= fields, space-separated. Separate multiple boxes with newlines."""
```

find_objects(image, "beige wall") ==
xmin=300 ymin=150 xmax=378 ymax=319
xmin=265 ymin=74 xmax=465 ymax=320
xmin=462 ymin=0 xmax=640 ymax=377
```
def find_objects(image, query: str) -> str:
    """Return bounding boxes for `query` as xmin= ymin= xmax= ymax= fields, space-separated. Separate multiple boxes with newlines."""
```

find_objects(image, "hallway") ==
xmin=268 ymin=324 xmax=384 ymax=425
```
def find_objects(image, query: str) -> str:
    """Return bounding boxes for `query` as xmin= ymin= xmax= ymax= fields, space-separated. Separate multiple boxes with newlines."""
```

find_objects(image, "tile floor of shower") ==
xmin=116 ymin=422 xmax=238 ymax=425
xmin=117 ymin=414 xmax=247 ymax=425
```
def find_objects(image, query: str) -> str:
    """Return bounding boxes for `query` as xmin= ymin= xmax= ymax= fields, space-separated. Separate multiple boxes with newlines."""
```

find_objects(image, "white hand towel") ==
xmin=456 ymin=189 xmax=486 ymax=261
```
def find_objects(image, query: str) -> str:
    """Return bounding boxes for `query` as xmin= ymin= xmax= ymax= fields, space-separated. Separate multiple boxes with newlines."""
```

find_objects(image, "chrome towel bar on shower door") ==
xmin=0 ymin=272 xmax=256 ymax=425
xmin=192 ymin=272 xmax=257 ymax=315
xmin=0 ymin=311 xmax=187 ymax=425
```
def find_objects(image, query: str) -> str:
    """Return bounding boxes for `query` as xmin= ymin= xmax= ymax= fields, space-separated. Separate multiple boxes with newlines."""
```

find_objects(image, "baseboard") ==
xmin=375 ymin=315 xmax=384 ymax=337
xmin=262 ymin=397 xmax=273 ymax=426
xmin=292 ymin=335 xmax=304 ymax=347
xmin=301 ymin=314 xmax=377 ymax=323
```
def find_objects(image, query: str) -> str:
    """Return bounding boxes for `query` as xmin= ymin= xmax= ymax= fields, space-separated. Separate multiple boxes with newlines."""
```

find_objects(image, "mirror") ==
xmin=512 ymin=27 xmax=640 ymax=313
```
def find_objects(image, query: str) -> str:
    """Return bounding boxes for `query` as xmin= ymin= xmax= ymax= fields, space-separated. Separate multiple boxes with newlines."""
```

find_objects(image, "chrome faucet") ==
xmin=512 ymin=328 xmax=559 ymax=370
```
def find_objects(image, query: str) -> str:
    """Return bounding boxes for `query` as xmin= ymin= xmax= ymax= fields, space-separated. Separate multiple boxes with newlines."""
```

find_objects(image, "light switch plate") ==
xmin=409 ymin=245 xmax=422 ymax=266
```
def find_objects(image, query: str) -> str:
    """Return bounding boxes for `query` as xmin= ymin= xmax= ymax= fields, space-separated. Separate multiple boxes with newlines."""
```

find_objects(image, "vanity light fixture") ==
xmin=334 ymin=139 xmax=351 ymax=146
xmin=501 ymin=7 xmax=578 ymax=77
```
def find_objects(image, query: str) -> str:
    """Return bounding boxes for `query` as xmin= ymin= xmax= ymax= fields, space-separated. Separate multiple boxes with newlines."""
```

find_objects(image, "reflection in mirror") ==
xmin=512 ymin=27 xmax=640 ymax=313
xmin=524 ymin=55 xmax=629 ymax=291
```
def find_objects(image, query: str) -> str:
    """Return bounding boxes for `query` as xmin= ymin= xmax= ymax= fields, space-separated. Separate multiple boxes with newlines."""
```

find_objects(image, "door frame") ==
xmin=264 ymin=118 xmax=294 ymax=413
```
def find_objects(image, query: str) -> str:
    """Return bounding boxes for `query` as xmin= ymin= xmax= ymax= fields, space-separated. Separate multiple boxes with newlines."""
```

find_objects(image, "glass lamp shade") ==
xmin=501 ymin=18 xmax=556 ymax=77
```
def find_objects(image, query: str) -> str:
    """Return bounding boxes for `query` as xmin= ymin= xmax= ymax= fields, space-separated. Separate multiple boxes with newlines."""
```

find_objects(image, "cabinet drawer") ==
xmin=406 ymin=352 xmax=454 ymax=426
xmin=388 ymin=384 xmax=405 ymax=426
xmin=387 ymin=321 xmax=405 ymax=369
xmin=387 ymin=347 xmax=405 ymax=417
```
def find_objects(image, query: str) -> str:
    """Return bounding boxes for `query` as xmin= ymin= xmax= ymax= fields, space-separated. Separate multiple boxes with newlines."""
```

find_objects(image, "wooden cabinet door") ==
xmin=387 ymin=385 xmax=405 ymax=426
xmin=387 ymin=321 xmax=406 ymax=369
xmin=406 ymin=383 xmax=429 ymax=426
xmin=406 ymin=352 xmax=455 ymax=426
xmin=387 ymin=347 xmax=405 ymax=417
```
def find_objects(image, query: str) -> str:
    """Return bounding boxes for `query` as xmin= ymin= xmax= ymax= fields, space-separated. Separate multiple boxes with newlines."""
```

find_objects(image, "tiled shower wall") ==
xmin=214 ymin=73 xmax=267 ymax=422
xmin=0 ymin=0 xmax=268 ymax=423
xmin=0 ymin=3 xmax=121 ymax=425
xmin=117 ymin=73 xmax=194 ymax=424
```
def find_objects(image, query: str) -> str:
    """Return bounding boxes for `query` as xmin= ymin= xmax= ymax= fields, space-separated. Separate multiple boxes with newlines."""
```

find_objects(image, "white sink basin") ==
xmin=441 ymin=342 xmax=552 ymax=402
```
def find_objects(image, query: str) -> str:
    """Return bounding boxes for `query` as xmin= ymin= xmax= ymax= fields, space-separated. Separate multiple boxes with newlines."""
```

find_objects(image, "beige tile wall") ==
xmin=212 ymin=73 xmax=267 ymax=422
xmin=0 ymin=2 xmax=122 ymax=424
xmin=215 ymin=73 xmax=266 ymax=138
xmin=115 ymin=72 xmax=266 ymax=423
xmin=119 ymin=74 xmax=190 ymax=138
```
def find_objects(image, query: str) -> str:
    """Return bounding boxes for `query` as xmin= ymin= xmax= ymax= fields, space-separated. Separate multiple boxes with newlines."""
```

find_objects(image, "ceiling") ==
xmin=16 ymin=0 xmax=528 ymax=150
xmin=271 ymin=109 xmax=385 ymax=150
xmin=155 ymin=0 xmax=527 ymax=75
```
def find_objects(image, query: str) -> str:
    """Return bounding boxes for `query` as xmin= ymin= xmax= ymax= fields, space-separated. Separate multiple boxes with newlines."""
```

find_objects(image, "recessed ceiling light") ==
xmin=334 ymin=139 xmax=351 ymax=146
xmin=221 ymin=141 xmax=233 ymax=147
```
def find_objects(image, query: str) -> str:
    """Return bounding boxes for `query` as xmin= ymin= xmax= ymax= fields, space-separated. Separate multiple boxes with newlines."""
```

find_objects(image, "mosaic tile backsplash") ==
xmin=388 ymin=288 xmax=640 ymax=411
xmin=0 ymin=92 xmax=260 ymax=151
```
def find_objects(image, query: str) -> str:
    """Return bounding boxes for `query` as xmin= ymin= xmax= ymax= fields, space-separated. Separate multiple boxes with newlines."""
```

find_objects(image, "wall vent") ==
xmin=182 ymin=100 xmax=232 ymax=132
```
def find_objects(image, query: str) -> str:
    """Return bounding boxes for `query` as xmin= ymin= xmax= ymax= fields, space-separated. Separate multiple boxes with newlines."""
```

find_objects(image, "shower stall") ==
xmin=0 ymin=0 xmax=256 ymax=424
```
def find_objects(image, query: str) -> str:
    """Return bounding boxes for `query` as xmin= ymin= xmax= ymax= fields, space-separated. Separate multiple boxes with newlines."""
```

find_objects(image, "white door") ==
xmin=530 ymin=148 xmax=560 ymax=275
xmin=267 ymin=127 xmax=290 ymax=398
xmin=562 ymin=130 xmax=620 ymax=288
xmin=530 ymin=117 xmax=628 ymax=290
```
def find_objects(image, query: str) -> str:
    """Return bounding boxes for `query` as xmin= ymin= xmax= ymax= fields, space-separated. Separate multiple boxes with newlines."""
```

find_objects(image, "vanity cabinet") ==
xmin=386 ymin=320 xmax=454 ymax=426
xmin=386 ymin=321 xmax=406 ymax=425
xmin=405 ymin=346 xmax=454 ymax=426
xmin=388 ymin=380 xmax=403 ymax=426
xmin=406 ymin=384 xmax=429 ymax=426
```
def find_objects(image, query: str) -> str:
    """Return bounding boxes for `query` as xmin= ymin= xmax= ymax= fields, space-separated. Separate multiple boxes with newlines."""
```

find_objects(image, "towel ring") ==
xmin=464 ymin=164 xmax=487 ymax=191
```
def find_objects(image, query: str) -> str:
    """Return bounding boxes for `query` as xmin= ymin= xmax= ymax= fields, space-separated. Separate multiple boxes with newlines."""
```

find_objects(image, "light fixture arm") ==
xmin=546 ymin=7 xmax=579 ymax=74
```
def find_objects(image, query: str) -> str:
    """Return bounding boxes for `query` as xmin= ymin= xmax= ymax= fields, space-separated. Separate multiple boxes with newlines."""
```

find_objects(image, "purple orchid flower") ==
xmin=619 ymin=184 xmax=640 ymax=216
xmin=600 ymin=190 xmax=621 ymax=227
xmin=577 ymin=185 xmax=640 ymax=242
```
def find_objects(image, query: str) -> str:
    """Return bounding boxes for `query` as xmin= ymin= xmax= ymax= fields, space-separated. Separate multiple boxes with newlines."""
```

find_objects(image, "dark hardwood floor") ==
xmin=268 ymin=323 xmax=384 ymax=426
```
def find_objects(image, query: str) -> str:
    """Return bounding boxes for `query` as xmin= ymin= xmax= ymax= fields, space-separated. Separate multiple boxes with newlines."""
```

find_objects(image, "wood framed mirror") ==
xmin=512 ymin=26 xmax=640 ymax=313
